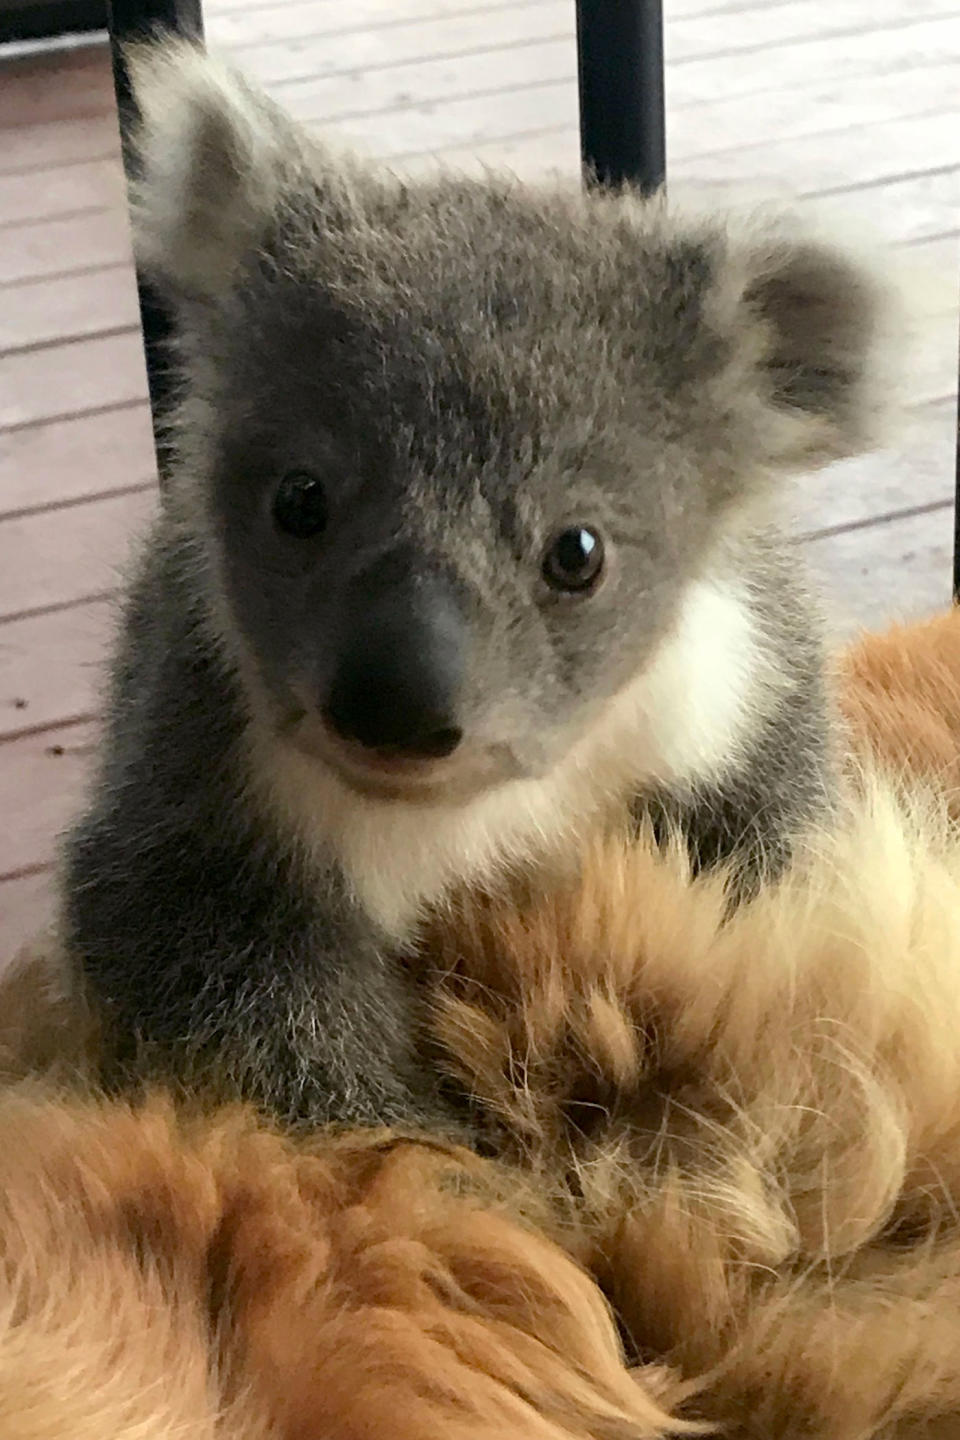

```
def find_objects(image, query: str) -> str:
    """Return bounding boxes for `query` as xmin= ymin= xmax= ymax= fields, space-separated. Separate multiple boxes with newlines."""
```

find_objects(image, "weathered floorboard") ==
xmin=0 ymin=406 xmax=155 ymax=517
xmin=0 ymin=872 xmax=57 ymax=960
xmin=0 ymin=264 xmax=140 ymax=352
xmin=0 ymin=722 xmax=100 ymax=881
xmin=0 ymin=601 xmax=114 ymax=741
xmin=0 ymin=490 xmax=155 ymax=620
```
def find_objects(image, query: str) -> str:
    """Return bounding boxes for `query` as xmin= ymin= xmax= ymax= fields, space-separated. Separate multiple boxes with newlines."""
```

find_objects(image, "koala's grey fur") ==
xmin=60 ymin=39 xmax=890 ymax=1131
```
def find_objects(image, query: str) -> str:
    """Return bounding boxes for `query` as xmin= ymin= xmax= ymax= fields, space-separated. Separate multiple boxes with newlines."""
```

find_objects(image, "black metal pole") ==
xmin=106 ymin=0 xmax=204 ymax=488
xmin=575 ymin=0 xmax=665 ymax=194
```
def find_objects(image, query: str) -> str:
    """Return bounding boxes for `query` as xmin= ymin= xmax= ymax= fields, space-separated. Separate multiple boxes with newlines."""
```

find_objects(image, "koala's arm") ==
xmin=64 ymin=785 xmax=440 ymax=1129
xmin=64 ymin=823 xmax=434 ymax=1128
xmin=59 ymin=534 xmax=442 ymax=1130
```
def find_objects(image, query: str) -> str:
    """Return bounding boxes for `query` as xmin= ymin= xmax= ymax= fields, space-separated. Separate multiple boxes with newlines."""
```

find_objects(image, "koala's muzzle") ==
xmin=324 ymin=557 xmax=467 ymax=760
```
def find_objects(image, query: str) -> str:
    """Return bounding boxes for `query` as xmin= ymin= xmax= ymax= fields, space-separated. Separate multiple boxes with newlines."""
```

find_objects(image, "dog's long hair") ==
xmin=0 ymin=1087 xmax=681 ymax=1440
xmin=3 ymin=610 xmax=960 ymax=1438
xmin=429 ymin=770 xmax=960 ymax=1437
xmin=423 ymin=609 xmax=960 ymax=1436
xmin=837 ymin=607 xmax=960 ymax=813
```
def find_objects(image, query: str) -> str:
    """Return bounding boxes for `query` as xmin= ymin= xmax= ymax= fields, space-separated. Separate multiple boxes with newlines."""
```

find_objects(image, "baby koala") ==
xmin=61 ymin=38 xmax=888 ymax=1130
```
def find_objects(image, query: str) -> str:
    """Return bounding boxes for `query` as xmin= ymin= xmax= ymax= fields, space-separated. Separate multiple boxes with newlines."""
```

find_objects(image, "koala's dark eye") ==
xmin=542 ymin=525 xmax=605 ymax=593
xmin=272 ymin=471 xmax=328 ymax=539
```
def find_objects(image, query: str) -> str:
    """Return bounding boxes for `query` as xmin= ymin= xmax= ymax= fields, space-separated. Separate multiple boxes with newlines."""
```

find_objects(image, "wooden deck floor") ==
xmin=1 ymin=0 xmax=959 ymax=956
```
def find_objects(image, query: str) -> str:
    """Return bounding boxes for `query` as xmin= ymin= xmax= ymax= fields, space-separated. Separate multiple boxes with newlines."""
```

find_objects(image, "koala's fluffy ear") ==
xmin=126 ymin=38 xmax=299 ymax=303
xmin=726 ymin=222 xmax=894 ymax=472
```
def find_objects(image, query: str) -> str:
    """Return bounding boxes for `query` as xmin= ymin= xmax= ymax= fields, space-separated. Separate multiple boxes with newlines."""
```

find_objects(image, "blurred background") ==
xmin=0 ymin=0 xmax=958 ymax=949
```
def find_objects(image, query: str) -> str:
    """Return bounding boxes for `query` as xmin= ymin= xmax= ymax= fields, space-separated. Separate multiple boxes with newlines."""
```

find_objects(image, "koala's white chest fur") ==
xmin=255 ymin=578 xmax=773 ymax=938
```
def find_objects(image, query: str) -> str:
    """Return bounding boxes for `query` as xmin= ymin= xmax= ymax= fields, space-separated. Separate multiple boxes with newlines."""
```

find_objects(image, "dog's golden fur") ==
xmin=0 ymin=1086 xmax=682 ymax=1440
xmin=3 ymin=608 xmax=960 ymax=1438
xmin=838 ymin=607 xmax=960 ymax=812
xmin=430 ymin=774 xmax=960 ymax=1437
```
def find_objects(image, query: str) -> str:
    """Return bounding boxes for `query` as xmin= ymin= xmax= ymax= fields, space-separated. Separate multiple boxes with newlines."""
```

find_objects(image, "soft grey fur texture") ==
xmin=61 ymin=39 xmax=889 ymax=1130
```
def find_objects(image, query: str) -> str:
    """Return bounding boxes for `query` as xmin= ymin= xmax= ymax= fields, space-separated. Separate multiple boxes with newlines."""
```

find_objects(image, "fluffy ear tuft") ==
xmin=735 ymin=222 xmax=896 ymax=471
xmin=126 ymin=38 xmax=299 ymax=303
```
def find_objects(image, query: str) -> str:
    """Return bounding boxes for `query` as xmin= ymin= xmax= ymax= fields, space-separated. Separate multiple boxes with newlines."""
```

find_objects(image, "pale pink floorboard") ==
xmin=0 ymin=722 xmax=100 ymax=881
xmin=0 ymin=873 xmax=56 ymax=971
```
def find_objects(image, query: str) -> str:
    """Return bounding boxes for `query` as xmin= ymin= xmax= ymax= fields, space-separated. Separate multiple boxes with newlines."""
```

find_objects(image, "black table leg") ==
xmin=575 ymin=0 xmax=665 ymax=194
xmin=107 ymin=0 xmax=204 ymax=489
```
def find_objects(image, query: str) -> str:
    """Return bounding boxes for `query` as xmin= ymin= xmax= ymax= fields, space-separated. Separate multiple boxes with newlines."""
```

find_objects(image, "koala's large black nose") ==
xmin=325 ymin=566 xmax=466 ymax=759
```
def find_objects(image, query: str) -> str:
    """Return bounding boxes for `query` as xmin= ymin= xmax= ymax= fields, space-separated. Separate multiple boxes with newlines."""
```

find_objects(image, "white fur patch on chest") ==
xmin=631 ymin=574 xmax=775 ymax=784
xmin=254 ymin=578 xmax=771 ymax=937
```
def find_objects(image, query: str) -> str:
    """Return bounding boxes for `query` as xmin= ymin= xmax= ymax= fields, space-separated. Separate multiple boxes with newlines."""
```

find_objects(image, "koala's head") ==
xmin=130 ymin=40 xmax=888 ymax=805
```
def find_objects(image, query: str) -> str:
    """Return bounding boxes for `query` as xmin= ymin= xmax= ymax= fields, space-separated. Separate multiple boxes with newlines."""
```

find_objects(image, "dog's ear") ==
xmin=125 ymin=37 xmax=303 ymax=303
